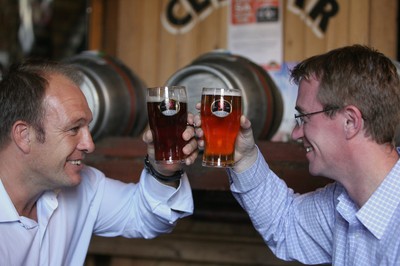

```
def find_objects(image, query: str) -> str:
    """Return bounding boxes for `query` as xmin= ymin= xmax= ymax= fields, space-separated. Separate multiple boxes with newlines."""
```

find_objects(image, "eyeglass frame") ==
xmin=294 ymin=107 xmax=339 ymax=127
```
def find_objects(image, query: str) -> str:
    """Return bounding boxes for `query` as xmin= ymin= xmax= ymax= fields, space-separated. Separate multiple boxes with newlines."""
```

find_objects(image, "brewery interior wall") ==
xmin=87 ymin=0 xmax=398 ymax=87
xmin=83 ymin=1 xmax=397 ymax=264
xmin=1 ymin=0 xmax=398 ymax=82
xmin=0 ymin=0 xmax=398 ymax=265
xmin=85 ymin=0 xmax=398 ymax=142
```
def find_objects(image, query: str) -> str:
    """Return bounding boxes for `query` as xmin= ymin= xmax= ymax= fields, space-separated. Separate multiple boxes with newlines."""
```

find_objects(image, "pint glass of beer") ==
xmin=146 ymin=86 xmax=187 ymax=164
xmin=201 ymin=87 xmax=242 ymax=167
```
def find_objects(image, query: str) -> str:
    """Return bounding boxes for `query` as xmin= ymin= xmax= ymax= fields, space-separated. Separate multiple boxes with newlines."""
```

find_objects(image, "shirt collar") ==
xmin=0 ymin=179 xmax=60 ymax=224
xmin=0 ymin=179 xmax=20 ymax=223
xmin=356 ymin=159 xmax=400 ymax=239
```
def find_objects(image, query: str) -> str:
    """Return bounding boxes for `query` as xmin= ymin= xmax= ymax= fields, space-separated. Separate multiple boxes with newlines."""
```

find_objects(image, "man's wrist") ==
xmin=233 ymin=146 xmax=259 ymax=173
xmin=144 ymin=155 xmax=184 ymax=182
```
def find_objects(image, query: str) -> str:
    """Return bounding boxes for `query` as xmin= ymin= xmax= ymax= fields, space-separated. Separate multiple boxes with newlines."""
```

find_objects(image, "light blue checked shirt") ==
xmin=228 ymin=148 xmax=400 ymax=265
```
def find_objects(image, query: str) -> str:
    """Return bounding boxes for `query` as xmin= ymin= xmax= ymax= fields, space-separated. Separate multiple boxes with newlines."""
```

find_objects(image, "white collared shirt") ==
xmin=0 ymin=166 xmax=193 ymax=265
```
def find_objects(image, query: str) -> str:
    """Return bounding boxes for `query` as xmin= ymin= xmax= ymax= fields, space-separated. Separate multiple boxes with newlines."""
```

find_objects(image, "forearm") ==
xmin=227 ymin=149 xmax=334 ymax=264
xmin=94 ymin=169 xmax=193 ymax=239
xmin=228 ymin=148 xmax=296 ymax=229
xmin=125 ymin=170 xmax=193 ymax=238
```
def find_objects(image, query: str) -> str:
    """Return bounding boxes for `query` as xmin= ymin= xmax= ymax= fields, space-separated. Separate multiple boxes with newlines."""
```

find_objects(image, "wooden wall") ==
xmin=83 ymin=1 xmax=397 ymax=264
xmin=88 ymin=0 xmax=398 ymax=87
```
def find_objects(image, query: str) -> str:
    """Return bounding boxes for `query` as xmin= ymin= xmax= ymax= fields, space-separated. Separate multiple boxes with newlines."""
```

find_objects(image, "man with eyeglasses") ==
xmin=195 ymin=45 xmax=400 ymax=265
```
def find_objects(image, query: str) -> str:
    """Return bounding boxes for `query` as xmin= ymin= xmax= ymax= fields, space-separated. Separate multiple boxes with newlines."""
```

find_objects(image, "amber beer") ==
xmin=201 ymin=88 xmax=242 ymax=167
xmin=147 ymin=86 xmax=187 ymax=164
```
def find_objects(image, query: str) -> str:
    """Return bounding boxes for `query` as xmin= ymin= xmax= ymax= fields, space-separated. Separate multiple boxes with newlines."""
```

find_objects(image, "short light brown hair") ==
xmin=291 ymin=45 xmax=400 ymax=146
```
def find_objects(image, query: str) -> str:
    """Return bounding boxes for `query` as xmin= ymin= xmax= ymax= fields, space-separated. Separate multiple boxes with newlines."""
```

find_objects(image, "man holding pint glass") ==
xmin=0 ymin=59 xmax=198 ymax=265
xmin=194 ymin=45 xmax=400 ymax=265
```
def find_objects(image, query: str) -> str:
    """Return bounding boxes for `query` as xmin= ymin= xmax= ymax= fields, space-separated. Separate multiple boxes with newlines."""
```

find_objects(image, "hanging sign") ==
xmin=227 ymin=0 xmax=283 ymax=70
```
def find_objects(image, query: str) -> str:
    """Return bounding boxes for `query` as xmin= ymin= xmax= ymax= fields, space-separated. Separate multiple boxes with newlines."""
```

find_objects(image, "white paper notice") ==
xmin=228 ymin=0 xmax=283 ymax=70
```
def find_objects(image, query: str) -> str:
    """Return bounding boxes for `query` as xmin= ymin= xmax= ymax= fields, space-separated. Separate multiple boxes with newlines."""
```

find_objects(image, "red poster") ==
xmin=231 ymin=0 xmax=279 ymax=25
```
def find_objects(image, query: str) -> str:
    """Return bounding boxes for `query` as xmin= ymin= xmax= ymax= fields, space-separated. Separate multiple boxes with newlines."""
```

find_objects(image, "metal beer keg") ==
xmin=67 ymin=51 xmax=147 ymax=141
xmin=166 ymin=51 xmax=283 ymax=139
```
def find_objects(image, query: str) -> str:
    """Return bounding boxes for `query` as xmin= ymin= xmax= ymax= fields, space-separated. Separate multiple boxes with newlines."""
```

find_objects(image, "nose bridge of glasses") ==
xmin=294 ymin=115 xmax=304 ymax=127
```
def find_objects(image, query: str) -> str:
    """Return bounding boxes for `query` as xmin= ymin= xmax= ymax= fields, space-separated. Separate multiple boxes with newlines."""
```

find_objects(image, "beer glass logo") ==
xmin=211 ymin=99 xmax=232 ymax=117
xmin=159 ymin=98 xmax=180 ymax=116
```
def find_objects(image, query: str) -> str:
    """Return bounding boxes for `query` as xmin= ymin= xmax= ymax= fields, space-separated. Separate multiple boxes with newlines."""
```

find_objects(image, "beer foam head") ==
xmin=202 ymin=87 xmax=241 ymax=96
xmin=147 ymin=95 xmax=187 ymax=102
xmin=147 ymin=86 xmax=187 ymax=102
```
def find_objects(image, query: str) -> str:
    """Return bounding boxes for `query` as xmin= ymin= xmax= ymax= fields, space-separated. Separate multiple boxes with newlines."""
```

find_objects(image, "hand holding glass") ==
xmin=146 ymin=86 xmax=187 ymax=164
xmin=201 ymin=87 xmax=242 ymax=167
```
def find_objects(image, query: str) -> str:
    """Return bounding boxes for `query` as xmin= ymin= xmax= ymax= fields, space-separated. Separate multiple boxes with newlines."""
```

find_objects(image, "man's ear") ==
xmin=343 ymin=105 xmax=364 ymax=139
xmin=12 ymin=121 xmax=31 ymax=153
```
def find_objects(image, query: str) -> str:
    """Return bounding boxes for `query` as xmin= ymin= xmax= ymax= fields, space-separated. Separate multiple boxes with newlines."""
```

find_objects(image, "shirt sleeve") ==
xmin=90 ymin=167 xmax=193 ymax=239
xmin=140 ymin=170 xmax=194 ymax=224
xmin=227 ymin=147 xmax=336 ymax=264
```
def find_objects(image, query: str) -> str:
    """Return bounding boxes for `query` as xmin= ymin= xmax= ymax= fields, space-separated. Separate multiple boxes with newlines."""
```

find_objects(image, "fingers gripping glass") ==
xmin=294 ymin=107 xmax=339 ymax=127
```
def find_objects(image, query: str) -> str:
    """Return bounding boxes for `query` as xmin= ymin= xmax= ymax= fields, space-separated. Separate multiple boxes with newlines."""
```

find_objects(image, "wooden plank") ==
xmin=87 ymin=219 xmax=305 ymax=265
xmin=139 ymin=0 xmax=162 ymax=86
xmin=109 ymin=259 xmax=211 ymax=266
xmin=114 ymin=0 xmax=162 ymax=86
xmin=175 ymin=7 xmax=201 ymax=79
xmin=370 ymin=0 xmax=398 ymax=58
xmin=348 ymin=0 xmax=370 ymax=45
xmin=159 ymin=0 xmax=181 ymax=87
xmin=87 ymin=0 xmax=104 ymax=51
xmin=198 ymin=3 xmax=221 ymax=54
xmin=303 ymin=1 xmax=327 ymax=58
xmin=325 ymin=0 xmax=349 ymax=50
xmin=115 ymin=0 xmax=142 ymax=76
xmin=103 ymin=0 xmax=119 ymax=55
xmin=217 ymin=2 xmax=228 ymax=50
xmin=284 ymin=0 xmax=306 ymax=61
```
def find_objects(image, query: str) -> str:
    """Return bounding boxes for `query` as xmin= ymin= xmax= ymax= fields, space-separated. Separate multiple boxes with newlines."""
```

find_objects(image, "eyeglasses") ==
xmin=294 ymin=107 xmax=339 ymax=127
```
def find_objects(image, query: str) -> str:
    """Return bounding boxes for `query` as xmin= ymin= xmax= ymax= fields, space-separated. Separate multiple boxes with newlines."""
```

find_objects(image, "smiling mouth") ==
xmin=69 ymin=160 xmax=82 ymax=166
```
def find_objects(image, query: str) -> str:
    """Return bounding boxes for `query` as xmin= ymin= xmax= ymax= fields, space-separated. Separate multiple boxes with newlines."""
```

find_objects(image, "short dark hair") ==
xmin=0 ymin=59 xmax=83 ymax=148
